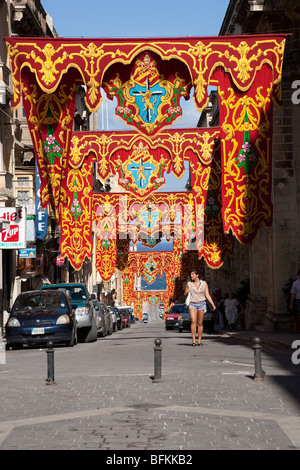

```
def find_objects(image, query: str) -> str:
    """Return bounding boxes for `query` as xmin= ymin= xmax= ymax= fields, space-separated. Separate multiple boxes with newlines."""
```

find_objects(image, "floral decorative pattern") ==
xmin=205 ymin=190 xmax=220 ymax=219
xmin=236 ymin=141 xmax=257 ymax=174
xmin=70 ymin=195 xmax=82 ymax=221
xmin=236 ymin=112 xmax=257 ymax=174
xmin=43 ymin=130 xmax=61 ymax=165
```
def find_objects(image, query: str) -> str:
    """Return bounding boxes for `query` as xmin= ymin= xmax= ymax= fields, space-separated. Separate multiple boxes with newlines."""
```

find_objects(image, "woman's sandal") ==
xmin=198 ymin=342 xmax=203 ymax=346
xmin=192 ymin=343 xmax=196 ymax=347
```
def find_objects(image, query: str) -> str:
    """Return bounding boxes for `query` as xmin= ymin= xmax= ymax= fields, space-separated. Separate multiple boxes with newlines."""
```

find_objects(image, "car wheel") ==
xmin=178 ymin=328 xmax=183 ymax=333
xmin=73 ymin=325 xmax=78 ymax=345
xmin=83 ymin=318 xmax=98 ymax=343
xmin=67 ymin=336 xmax=75 ymax=347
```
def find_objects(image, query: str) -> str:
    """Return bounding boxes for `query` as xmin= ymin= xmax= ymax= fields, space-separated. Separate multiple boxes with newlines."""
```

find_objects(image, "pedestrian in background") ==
xmin=217 ymin=296 xmax=227 ymax=330
xmin=225 ymin=293 xmax=239 ymax=331
xmin=185 ymin=269 xmax=216 ymax=347
xmin=290 ymin=269 xmax=300 ymax=333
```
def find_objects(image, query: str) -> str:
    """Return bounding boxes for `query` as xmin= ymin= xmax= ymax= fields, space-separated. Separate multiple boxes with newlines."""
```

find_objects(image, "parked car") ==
xmin=118 ymin=306 xmax=133 ymax=326
xmin=108 ymin=306 xmax=118 ymax=332
xmin=40 ymin=283 xmax=97 ymax=343
xmin=99 ymin=302 xmax=113 ymax=335
xmin=118 ymin=307 xmax=130 ymax=328
xmin=114 ymin=307 xmax=123 ymax=330
xmin=5 ymin=290 xmax=77 ymax=349
xmin=165 ymin=304 xmax=187 ymax=330
xmin=178 ymin=302 xmax=215 ymax=333
xmin=142 ymin=313 xmax=149 ymax=323
xmin=92 ymin=299 xmax=107 ymax=337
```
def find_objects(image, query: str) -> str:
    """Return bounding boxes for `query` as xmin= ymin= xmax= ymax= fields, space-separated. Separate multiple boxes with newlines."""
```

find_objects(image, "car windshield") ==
xmin=64 ymin=287 xmax=87 ymax=301
xmin=13 ymin=292 xmax=66 ymax=312
xmin=170 ymin=305 xmax=185 ymax=313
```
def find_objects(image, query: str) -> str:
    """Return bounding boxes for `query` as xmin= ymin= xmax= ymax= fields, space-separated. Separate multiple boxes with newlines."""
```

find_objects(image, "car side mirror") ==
xmin=89 ymin=294 xmax=96 ymax=300
xmin=7 ymin=307 xmax=11 ymax=313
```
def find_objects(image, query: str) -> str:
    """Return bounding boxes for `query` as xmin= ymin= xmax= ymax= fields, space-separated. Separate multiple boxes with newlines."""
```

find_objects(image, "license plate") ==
xmin=31 ymin=327 xmax=45 ymax=335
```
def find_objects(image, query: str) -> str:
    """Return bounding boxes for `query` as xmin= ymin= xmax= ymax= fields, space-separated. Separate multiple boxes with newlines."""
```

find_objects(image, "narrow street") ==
xmin=1 ymin=315 xmax=300 ymax=451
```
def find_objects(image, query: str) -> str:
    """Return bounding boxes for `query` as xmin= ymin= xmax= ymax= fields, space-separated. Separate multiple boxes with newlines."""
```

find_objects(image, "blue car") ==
xmin=5 ymin=290 xmax=77 ymax=349
xmin=40 ymin=283 xmax=97 ymax=343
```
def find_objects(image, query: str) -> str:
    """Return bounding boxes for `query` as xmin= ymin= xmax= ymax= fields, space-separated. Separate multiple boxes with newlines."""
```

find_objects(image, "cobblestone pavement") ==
xmin=0 ymin=321 xmax=300 ymax=452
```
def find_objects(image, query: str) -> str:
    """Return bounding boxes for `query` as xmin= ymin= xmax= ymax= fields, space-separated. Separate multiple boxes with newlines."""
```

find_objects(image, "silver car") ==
xmin=100 ymin=302 xmax=113 ymax=335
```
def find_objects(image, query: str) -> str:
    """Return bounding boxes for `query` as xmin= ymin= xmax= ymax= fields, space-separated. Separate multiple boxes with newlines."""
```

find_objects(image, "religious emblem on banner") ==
xmin=103 ymin=52 xmax=189 ymax=135
xmin=112 ymin=141 xmax=171 ymax=196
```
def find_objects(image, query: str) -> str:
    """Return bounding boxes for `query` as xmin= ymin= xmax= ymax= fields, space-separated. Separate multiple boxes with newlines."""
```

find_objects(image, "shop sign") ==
xmin=35 ymin=161 xmax=48 ymax=241
xmin=0 ymin=207 xmax=26 ymax=249
xmin=19 ymin=247 xmax=36 ymax=258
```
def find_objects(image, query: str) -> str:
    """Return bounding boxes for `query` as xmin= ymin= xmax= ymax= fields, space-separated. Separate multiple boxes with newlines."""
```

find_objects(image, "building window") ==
xmin=17 ymin=177 xmax=30 ymax=187
xmin=17 ymin=190 xmax=30 ymax=206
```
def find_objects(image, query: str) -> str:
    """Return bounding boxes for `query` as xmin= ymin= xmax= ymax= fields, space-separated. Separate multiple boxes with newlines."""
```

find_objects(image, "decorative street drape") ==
xmin=6 ymin=34 xmax=286 ymax=317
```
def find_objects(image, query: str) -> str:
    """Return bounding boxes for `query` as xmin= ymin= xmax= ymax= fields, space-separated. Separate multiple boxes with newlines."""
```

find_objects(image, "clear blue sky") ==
xmin=41 ymin=0 xmax=229 ymax=190
xmin=42 ymin=0 xmax=229 ymax=38
xmin=41 ymin=0 xmax=229 ymax=130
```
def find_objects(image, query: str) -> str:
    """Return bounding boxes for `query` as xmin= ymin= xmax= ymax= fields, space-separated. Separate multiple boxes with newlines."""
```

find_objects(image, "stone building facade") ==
xmin=0 ymin=0 xmax=58 ymax=330
xmin=0 ymin=1 xmax=99 ymax=330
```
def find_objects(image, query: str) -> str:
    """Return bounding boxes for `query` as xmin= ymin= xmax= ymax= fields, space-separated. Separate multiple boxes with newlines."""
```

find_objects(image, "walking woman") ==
xmin=185 ymin=269 xmax=216 ymax=346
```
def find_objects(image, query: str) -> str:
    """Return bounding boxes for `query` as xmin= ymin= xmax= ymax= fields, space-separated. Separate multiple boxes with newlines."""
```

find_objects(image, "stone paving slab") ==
xmin=0 ymin=407 xmax=296 ymax=450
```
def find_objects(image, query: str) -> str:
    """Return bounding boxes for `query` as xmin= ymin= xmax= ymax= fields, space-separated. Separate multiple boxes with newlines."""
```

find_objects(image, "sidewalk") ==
xmin=224 ymin=325 xmax=299 ymax=349
xmin=0 ymin=321 xmax=299 ymax=452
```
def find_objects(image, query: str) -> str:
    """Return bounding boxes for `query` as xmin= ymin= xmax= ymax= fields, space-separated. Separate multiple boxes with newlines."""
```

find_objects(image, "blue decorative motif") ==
xmin=127 ymin=157 xmax=156 ymax=189
xmin=129 ymin=78 xmax=166 ymax=124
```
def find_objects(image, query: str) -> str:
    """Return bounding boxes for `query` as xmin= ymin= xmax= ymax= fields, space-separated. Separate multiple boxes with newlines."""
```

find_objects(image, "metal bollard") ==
xmin=46 ymin=341 xmax=56 ymax=385
xmin=153 ymin=338 xmax=162 ymax=383
xmin=253 ymin=337 xmax=265 ymax=381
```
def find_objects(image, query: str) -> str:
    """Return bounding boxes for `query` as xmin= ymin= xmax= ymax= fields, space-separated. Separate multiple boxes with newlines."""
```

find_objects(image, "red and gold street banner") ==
xmin=128 ymin=253 xmax=175 ymax=319
xmin=200 ymin=144 xmax=234 ymax=266
xmin=132 ymin=291 xmax=168 ymax=320
xmin=122 ymin=266 xmax=135 ymax=305
xmin=60 ymin=153 xmax=94 ymax=270
xmin=92 ymin=192 xmax=194 ymax=279
xmin=5 ymin=34 xmax=287 ymax=272
xmin=6 ymin=35 xmax=286 ymax=114
xmin=21 ymin=70 xmax=79 ymax=219
xmin=213 ymin=66 xmax=275 ymax=243
xmin=128 ymin=252 xmax=173 ymax=284
xmin=69 ymin=127 xmax=218 ymax=183
xmin=187 ymin=141 xmax=234 ymax=267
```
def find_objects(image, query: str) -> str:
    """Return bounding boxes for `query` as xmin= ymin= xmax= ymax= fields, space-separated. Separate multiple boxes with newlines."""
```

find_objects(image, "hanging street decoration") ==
xmin=5 ymin=34 xmax=287 ymax=317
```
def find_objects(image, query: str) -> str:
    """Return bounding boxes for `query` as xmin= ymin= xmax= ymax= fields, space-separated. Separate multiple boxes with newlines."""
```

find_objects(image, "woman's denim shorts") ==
xmin=189 ymin=301 xmax=206 ymax=312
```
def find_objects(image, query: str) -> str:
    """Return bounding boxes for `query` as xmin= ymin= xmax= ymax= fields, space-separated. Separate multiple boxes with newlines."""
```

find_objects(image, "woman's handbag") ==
xmin=185 ymin=292 xmax=191 ymax=306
